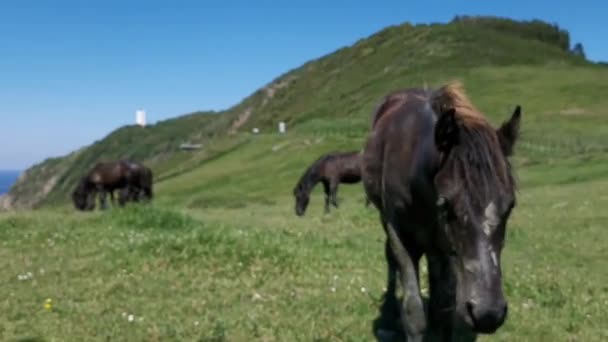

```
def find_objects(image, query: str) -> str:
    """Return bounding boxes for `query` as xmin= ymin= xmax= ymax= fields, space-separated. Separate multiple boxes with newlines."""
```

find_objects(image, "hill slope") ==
xmin=2 ymin=16 xmax=606 ymax=210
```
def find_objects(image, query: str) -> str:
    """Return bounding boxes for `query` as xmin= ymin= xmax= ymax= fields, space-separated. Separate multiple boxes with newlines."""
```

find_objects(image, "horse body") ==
xmin=362 ymin=82 xmax=521 ymax=341
xmin=293 ymin=150 xmax=366 ymax=216
xmin=72 ymin=161 xmax=131 ymax=210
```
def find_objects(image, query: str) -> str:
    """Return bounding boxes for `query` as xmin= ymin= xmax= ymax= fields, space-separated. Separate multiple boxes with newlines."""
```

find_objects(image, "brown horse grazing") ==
xmin=293 ymin=150 xmax=368 ymax=216
xmin=361 ymin=82 xmax=521 ymax=341
xmin=72 ymin=160 xmax=153 ymax=211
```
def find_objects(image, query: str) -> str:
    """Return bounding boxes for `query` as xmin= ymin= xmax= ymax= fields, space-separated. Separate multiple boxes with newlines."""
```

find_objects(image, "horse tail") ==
xmin=144 ymin=167 xmax=154 ymax=199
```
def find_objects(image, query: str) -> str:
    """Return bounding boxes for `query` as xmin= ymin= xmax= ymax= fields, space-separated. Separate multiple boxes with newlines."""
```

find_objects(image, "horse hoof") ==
xmin=375 ymin=328 xmax=397 ymax=341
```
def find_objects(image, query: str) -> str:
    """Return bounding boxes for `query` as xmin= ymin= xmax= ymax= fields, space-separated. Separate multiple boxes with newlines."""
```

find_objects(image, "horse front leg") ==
xmin=109 ymin=190 xmax=116 ymax=206
xmin=374 ymin=238 xmax=402 ymax=338
xmin=99 ymin=190 xmax=108 ymax=210
xmin=385 ymin=220 xmax=426 ymax=342
xmin=132 ymin=186 xmax=141 ymax=202
xmin=118 ymin=187 xmax=129 ymax=206
xmin=428 ymin=254 xmax=457 ymax=342
xmin=322 ymin=180 xmax=331 ymax=214
xmin=144 ymin=185 xmax=153 ymax=202
xmin=330 ymin=180 xmax=339 ymax=208
xmin=86 ymin=189 xmax=97 ymax=211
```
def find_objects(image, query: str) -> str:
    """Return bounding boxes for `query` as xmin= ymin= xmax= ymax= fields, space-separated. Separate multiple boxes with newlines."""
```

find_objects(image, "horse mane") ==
xmin=431 ymin=81 xmax=514 ymax=208
xmin=431 ymin=80 xmax=489 ymax=128
xmin=294 ymin=154 xmax=329 ymax=193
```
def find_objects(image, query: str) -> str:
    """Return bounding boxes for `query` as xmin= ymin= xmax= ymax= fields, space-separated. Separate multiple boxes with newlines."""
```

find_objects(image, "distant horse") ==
xmin=293 ymin=150 xmax=368 ymax=216
xmin=72 ymin=160 xmax=153 ymax=211
xmin=361 ymin=82 xmax=521 ymax=341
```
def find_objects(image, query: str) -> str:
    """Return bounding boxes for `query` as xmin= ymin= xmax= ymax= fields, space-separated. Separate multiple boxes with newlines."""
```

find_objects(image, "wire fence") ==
xmin=518 ymin=139 xmax=608 ymax=154
xmin=300 ymin=129 xmax=608 ymax=155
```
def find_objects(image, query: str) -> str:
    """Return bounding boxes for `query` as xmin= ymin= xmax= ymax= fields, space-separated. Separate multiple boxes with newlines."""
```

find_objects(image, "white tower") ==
xmin=136 ymin=109 xmax=146 ymax=127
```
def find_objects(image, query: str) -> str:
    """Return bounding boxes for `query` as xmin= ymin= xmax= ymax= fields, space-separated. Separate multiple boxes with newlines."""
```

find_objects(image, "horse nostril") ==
xmin=501 ymin=303 xmax=509 ymax=322
xmin=466 ymin=301 xmax=475 ymax=322
xmin=466 ymin=300 xmax=508 ymax=333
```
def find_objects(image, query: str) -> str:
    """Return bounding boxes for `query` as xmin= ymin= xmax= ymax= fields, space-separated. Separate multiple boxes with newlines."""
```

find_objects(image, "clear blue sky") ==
xmin=1 ymin=0 xmax=606 ymax=170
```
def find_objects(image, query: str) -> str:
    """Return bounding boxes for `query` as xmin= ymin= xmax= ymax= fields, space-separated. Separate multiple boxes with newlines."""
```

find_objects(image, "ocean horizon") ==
xmin=0 ymin=170 xmax=21 ymax=195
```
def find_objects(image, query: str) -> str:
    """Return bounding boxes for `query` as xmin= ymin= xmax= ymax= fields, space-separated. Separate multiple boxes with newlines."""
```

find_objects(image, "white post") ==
xmin=136 ymin=109 xmax=146 ymax=127
xmin=278 ymin=121 xmax=286 ymax=134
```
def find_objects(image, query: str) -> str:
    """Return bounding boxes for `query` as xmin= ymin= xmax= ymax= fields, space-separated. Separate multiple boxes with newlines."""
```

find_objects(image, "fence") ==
xmin=297 ymin=128 xmax=608 ymax=156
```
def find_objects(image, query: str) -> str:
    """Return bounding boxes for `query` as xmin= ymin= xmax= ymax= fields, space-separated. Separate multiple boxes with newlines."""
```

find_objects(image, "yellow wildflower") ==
xmin=43 ymin=298 xmax=53 ymax=311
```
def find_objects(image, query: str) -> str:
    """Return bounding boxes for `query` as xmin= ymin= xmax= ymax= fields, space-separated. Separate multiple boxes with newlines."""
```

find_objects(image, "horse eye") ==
xmin=436 ymin=196 xmax=447 ymax=208
xmin=436 ymin=197 xmax=452 ymax=224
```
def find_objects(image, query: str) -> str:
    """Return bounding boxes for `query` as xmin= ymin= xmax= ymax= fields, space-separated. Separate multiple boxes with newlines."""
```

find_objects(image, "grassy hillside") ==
xmin=1 ymin=15 xmax=607 ymax=341
xmin=1 ymin=139 xmax=607 ymax=341
xmin=3 ymin=16 xmax=603 ymax=209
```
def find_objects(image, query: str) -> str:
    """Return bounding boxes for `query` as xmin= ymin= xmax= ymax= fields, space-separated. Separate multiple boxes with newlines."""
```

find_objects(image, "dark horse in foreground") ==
xmin=361 ymin=82 xmax=521 ymax=341
xmin=293 ymin=150 xmax=369 ymax=216
xmin=72 ymin=160 xmax=153 ymax=211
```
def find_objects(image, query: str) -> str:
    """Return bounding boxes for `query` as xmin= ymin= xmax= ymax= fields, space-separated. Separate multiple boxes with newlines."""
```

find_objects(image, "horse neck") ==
xmin=76 ymin=177 xmax=91 ymax=192
xmin=299 ymin=165 xmax=322 ymax=194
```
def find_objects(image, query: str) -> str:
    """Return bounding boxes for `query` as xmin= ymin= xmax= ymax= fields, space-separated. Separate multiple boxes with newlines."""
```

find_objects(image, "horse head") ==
xmin=293 ymin=183 xmax=310 ymax=216
xmin=433 ymin=102 xmax=521 ymax=334
xmin=72 ymin=177 xmax=93 ymax=211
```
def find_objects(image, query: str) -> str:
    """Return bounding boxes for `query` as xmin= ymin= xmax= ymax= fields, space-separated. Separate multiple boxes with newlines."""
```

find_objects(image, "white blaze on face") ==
xmin=483 ymin=202 xmax=501 ymax=268
xmin=483 ymin=201 xmax=499 ymax=237
xmin=490 ymin=250 xmax=498 ymax=267
xmin=464 ymin=259 xmax=481 ymax=274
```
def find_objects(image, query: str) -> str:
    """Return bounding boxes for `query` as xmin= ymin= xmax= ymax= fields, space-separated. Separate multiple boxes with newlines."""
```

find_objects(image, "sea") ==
xmin=0 ymin=170 xmax=21 ymax=195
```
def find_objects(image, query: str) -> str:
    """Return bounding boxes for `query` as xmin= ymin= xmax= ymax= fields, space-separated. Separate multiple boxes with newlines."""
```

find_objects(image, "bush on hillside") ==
xmin=452 ymin=15 xmax=571 ymax=52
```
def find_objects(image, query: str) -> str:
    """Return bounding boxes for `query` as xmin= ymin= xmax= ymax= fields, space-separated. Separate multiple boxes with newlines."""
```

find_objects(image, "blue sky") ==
xmin=1 ymin=0 xmax=606 ymax=170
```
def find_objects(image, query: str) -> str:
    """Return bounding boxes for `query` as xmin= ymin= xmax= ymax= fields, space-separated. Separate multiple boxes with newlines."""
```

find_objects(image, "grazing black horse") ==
xmin=361 ymin=81 xmax=521 ymax=341
xmin=293 ymin=150 xmax=369 ymax=216
xmin=72 ymin=160 xmax=153 ymax=210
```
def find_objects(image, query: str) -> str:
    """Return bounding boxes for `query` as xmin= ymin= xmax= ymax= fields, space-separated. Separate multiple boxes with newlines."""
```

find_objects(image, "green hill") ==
xmin=3 ymin=16 xmax=607 ymax=209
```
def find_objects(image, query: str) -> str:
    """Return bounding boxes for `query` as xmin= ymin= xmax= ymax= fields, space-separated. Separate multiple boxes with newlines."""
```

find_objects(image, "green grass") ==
xmin=1 ymin=155 xmax=607 ymax=341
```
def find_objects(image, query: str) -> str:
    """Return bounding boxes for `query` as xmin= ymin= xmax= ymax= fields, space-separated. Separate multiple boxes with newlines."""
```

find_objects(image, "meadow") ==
xmin=1 ymin=132 xmax=607 ymax=341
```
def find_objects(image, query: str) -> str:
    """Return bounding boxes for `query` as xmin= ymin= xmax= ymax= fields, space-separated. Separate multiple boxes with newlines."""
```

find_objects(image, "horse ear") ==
xmin=434 ymin=108 xmax=459 ymax=153
xmin=496 ymin=105 xmax=522 ymax=156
